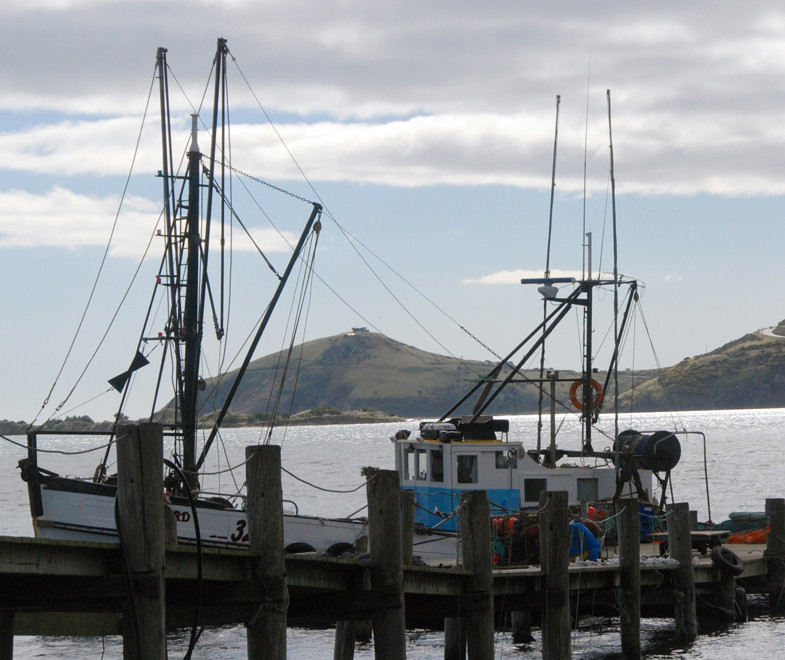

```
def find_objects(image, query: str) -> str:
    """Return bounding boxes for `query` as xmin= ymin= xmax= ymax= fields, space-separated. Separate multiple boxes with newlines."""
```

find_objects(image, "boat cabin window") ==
xmin=524 ymin=478 xmax=547 ymax=503
xmin=406 ymin=447 xmax=428 ymax=480
xmin=457 ymin=454 xmax=478 ymax=484
xmin=495 ymin=450 xmax=517 ymax=469
xmin=577 ymin=478 xmax=598 ymax=502
xmin=430 ymin=449 xmax=444 ymax=483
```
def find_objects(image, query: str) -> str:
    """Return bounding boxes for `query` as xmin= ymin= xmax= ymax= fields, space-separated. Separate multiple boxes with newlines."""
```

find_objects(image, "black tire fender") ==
xmin=711 ymin=545 xmax=745 ymax=577
xmin=325 ymin=541 xmax=355 ymax=557
xmin=285 ymin=541 xmax=316 ymax=554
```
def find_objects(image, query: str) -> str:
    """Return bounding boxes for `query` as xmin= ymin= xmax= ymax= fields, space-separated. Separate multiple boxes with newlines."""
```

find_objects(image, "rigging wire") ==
xmin=262 ymin=232 xmax=320 ymax=446
xmin=225 ymin=48 xmax=501 ymax=365
xmin=1 ymin=434 xmax=111 ymax=455
xmin=281 ymin=465 xmax=368 ymax=494
xmin=30 ymin=65 xmax=158 ymax=429
xmin=226 ymin=165 xmax=498 ymax=387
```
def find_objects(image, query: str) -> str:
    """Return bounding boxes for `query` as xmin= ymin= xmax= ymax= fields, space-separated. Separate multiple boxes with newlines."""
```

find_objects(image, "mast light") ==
xmin=521 ymin=276 xmax=575 ymax=300
xmin=189 ymin=113 xmax=200 ymax=154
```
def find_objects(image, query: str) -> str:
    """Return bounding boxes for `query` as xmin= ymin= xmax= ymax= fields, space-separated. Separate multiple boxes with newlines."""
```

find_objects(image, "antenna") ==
xmin=537 ymin=95 xmax=561 ymax=454
xmin=582 ymin=57 xmax=591 ymax=279
xmin=607 ymin=89 xmax=619 ymax=438
xmin=544 ymin=95 xmax=561 ymax=278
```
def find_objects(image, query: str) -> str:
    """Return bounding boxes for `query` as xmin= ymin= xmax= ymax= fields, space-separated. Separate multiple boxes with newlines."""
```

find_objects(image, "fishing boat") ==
xmin=17 ymin=39 xmax=457 ymax=563
xmin=393 ymin=274 xmax=685 ymax=538
xmin=16 ymin=46 xmax=698 ymax=564
xmin=392 ymin=92 xmax=697 ymax=547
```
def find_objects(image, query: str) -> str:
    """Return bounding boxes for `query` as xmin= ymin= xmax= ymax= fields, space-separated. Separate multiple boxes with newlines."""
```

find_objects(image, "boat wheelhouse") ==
xmin=395 ymin=416 xmax=658 ymax=532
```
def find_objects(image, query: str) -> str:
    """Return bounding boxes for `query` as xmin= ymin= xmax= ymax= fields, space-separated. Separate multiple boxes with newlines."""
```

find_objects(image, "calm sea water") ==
xmin=2 ymin=408 xmax=784 ymax=658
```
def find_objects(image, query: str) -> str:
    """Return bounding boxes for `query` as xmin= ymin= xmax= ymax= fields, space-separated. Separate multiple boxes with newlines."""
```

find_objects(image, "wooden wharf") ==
xmin=0 ymin=425 xmax=782 ymax=658
xmin=0 ymin=535 xmax=774 ymax=652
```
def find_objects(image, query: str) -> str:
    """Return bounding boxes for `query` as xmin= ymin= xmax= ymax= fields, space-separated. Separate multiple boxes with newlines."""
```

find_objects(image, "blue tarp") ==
xmin=569 ymin=522 xmax=601 ymax=561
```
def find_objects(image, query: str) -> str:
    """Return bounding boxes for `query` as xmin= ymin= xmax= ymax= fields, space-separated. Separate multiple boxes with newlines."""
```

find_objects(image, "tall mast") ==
xmin=181 ymin=113 xmax=202 ymax=487
xmin=583 ymin=233 xmax=594 ymax=451
xmin=582 ymin=276 xmax=594 ymax=452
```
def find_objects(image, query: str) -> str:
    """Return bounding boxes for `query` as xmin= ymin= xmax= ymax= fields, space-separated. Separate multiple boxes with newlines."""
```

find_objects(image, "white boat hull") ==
xmin=30 ymin=475 xmax=459 ymax=564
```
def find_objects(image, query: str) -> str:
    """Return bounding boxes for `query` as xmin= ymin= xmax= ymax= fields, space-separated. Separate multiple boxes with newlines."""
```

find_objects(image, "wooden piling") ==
xmin=334 ymin=620 xmax=357 ymax=660
xmin=764 ymin=498 xmax=785 ymax=611
xmin=510 ymin=610 xmax=533 ymax=644
xmin=667 ymin=502 xmax=698 ymax=642
xmin=401 ymin=490 xmax=415 ymax=567
xmin=716 ymin=572 xmax=737 ymax=621
xmin=164 ymin=505 xmax=178 ymax=547
xmin=444 ymin=617 xmax=466 ymax=660
xmin=0 ymin=610 xmax=13 ymax=660
xmin=689 ymin=510 xmax=698 ymax=531
xmin=366 ymin=469 xmax=406 ymax=659
xmin=459 ymin=490 xmax=494 ymax=660
xmin=246 ymin=445 xmax=288 ymax=660
xmin=618 ymin=497 xmax=641 ymax=659
xmin=116 ymin=423 xmax=166 ymax=660
xmin=538 ymin=490 xmax=570 ymax=660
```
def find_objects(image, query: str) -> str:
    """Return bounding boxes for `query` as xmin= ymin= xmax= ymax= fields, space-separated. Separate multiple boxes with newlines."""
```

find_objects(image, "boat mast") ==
xmin=181 ymin=113 xmax=202 ymax=487
xmin=582 ymin=236 xmax=595 ymax=452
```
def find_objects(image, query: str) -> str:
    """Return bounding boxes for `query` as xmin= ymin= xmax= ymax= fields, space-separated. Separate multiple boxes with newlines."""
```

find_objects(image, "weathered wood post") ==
xmin=667 ymin=502 xmax=698 ymax=642
xmin=764 ymin=498 xmax=785 ymax=611
xmin=510 ymin=610 xmax=533 ymax=644
xmin=334 ymin=533 xmax=372 ymax=657
xmin=458 ymin=490 xmax=494 ymax=660
xmin=689 ymin=510 xmax=698 ymax=531
xmin=618 ymin=497 xmax=641 ymax=659
xmin=246 ymin=445 xmax=288 ymax=660
xmin=716 ymin=570 xmax=737 ymax=621
xmin=355 ymin=533 xmax=373 ymax=644
xmin=116 ymin=423 xmax=166 ymax=660
xmin=401 ymin=490 xmax=416 ymax=567
xmin=444 ymin=617 xmax=466 ymax=660
xmin=334 ymin=620 xmax=357 ymax=660
xmin=0 ymin=610 xmax=13 ymax=660
xmin=538 ymin=490 xmax=570 ymax=660
xmin=366 ymin=469 xmax=406 ymax=659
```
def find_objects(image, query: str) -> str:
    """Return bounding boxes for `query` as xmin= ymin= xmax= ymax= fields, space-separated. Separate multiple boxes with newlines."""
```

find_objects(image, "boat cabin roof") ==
xmin=406 ymin=416 xmax=510 ymax=443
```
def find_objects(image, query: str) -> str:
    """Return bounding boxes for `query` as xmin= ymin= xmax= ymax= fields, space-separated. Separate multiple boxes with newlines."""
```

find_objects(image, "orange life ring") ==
xmin=569 ymin=379 xmax=603 ymax=410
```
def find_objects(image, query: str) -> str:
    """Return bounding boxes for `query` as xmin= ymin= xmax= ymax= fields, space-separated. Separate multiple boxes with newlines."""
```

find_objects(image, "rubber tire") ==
xmin=325 ymin=541 xmax=355 ymax=557
xmin=711 ymin=545 xmax=745 ymax=577
xmin=285 ymin=541 xmax=316 ymax=554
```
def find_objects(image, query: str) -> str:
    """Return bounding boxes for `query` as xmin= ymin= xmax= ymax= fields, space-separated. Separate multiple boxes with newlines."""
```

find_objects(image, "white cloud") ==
xmin=0 ymin=117 xmax=157 ymax=176
xmin=464 ymin=268 xmax=584 ymax=286
xmin=0 ymin=187 xmax=297 ymax=257
xmin=0 ymin=187 xmax=158 ymax=257
xmin=4 ymin=110 xmax=785 ymax=197
xmin=1 ymin=2 xmax=785 ymax=245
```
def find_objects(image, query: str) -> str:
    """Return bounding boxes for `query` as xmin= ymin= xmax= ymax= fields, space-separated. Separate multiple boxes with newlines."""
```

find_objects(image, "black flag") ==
xmin=108 ymin=351 xmax=150 ymax=392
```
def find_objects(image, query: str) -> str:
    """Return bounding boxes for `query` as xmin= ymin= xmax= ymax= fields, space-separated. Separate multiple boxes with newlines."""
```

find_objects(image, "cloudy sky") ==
xmin=2 ymin=1 xmax=784 ymax=422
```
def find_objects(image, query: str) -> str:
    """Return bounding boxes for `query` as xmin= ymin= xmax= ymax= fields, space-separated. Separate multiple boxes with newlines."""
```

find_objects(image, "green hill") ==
xmin=196 ymin=331 xmax=521 ymax=419
xmin=189 ymin=330 xmax=657 ymax=420
xmin=620 ymin=328 xmax=785 ymax=411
